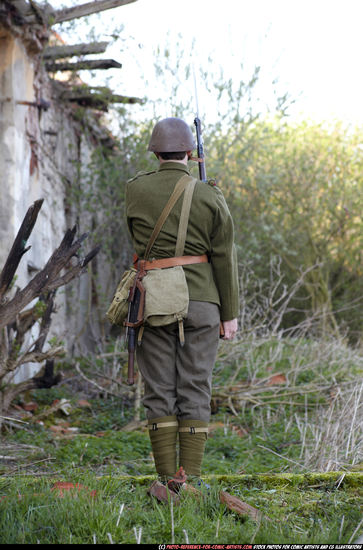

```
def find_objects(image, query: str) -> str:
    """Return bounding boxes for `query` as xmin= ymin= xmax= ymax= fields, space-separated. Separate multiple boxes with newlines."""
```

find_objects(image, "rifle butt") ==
xmin=127 ymin=350 xmax=135 ymax=385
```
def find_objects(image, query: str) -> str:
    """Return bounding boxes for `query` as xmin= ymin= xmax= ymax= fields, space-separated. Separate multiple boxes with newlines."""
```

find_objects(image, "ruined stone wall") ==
xmin=0 ymin=25 xmax=97 ymax=381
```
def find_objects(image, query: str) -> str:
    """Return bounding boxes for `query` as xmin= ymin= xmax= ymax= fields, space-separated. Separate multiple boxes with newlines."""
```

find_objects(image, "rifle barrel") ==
xmin=194 ymin=116 xmax=206 ymax=181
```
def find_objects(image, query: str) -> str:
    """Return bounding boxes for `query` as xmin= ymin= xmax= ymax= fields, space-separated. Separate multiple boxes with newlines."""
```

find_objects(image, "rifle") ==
xmin=124 ymin=271 xmax=145 ymax=385
xmin=193 ymin=66 xmax=207 ymax=182
xmin=194 ymin=116 xmax=206 ymax=182
xmin=193 ymin=69 xmax=225 ymax=340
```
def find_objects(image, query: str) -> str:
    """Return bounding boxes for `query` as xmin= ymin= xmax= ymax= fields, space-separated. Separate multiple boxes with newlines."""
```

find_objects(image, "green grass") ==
xmin=1 ymin=335 xmax=362 ymax=543
xmin=1 ymin=416 xmax=304 ymax=477
xmin=1 ymin=406 xmax=362 ymax=544
xmin=0 ymin=473 xmax=361 ymax=544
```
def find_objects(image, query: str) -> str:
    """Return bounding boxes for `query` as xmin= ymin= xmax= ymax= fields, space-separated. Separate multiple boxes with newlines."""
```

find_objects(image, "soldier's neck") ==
xmin=157 ymin=156 xmax=188 ymax=166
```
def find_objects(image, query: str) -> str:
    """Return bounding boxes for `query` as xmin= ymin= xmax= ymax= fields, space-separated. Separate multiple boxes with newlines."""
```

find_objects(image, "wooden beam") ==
xmin=60 ymin=88 xmax=143 ymax=110
xmin=53 ymin=0 xmax=138 ymax=24
xmin=45 ymin=59 xmax=122 ymax=71
xmin=43 ymin=41 xmax=109 ymax=59
xmin=8 ymin=0 xmax=54 ymax=25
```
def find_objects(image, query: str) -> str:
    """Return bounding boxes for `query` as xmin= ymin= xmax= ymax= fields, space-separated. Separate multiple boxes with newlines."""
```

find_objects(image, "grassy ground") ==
xmin=0 ymin=335 xmax=362 ymax=543
xmin=0 ymin=472 xmax=362 ymax=544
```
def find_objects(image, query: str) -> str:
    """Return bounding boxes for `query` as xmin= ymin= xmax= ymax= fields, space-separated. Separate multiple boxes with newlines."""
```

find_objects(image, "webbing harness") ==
xmin=135 ymin=174 xmax=205 ymax=344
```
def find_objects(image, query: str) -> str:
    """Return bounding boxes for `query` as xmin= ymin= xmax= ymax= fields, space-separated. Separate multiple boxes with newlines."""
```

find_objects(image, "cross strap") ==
xmin=175 ymin=177 xmax=197 ymax=256
xmin=144 ymin=174 xmax=196 ymax=261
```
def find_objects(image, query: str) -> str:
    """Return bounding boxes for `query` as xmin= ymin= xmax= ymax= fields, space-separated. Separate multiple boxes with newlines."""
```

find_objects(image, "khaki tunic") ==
xmin=125 ymin=161 xmax=239 ymax=321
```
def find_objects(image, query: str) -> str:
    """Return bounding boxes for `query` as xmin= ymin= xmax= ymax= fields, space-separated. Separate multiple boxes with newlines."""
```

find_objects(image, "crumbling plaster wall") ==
xmin=0 ymin=25 xmax=97 ymax=381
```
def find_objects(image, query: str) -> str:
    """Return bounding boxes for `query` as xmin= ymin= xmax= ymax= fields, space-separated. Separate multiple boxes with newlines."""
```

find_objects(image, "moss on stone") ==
xmin=1 ymin=471 xmax=360 ymax=491
xmin=204 ymin=471 xmax=363 ymax=489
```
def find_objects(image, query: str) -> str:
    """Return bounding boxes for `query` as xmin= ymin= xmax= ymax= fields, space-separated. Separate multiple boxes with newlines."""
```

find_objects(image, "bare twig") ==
xmin=116 ymin=503 xmax=125 ymax=527
xmin=257 ymin=444 xmax=308 ymax=470
xmin=348 ymin=518 xmax=363 ymax=544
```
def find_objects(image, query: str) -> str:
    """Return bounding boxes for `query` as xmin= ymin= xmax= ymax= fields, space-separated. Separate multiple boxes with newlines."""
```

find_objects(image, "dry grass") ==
xmin=214 ymin=332 xmax=363 ymax=473
xmin=211 ymin=257 xmax=363 ymax=473
xmin=295 ymin=380 xmax=363 ymax=471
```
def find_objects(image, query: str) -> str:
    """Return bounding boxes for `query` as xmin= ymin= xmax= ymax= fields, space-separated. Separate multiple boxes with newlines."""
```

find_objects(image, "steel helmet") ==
xmin=147 ymin=117 xmax=196 ymax=152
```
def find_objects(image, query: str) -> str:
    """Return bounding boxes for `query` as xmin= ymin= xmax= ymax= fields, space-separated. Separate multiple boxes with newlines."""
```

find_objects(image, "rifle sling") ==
xmin=143 ymin=174 xmax=197 ymax=261
xmin=175 ymin=177 xmax=196 ymax=257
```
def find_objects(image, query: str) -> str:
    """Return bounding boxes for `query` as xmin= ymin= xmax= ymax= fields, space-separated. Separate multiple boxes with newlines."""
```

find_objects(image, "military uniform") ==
xmin=125 ymin=160 xmax=239 ymax=478
xmin=126 ymin=162 xmax=239 ymax=320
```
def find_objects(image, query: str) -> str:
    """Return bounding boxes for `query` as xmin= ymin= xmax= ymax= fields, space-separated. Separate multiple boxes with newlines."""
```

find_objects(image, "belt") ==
xmin=133 ymin=254 xmax=208 ymax=271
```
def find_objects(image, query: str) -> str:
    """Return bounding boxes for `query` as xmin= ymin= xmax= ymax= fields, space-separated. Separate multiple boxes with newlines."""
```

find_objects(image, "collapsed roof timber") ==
xmin=0 ymin=0 xmax=142 ymax=111
xmin=0 ymin=0 xmax=143 ymax=382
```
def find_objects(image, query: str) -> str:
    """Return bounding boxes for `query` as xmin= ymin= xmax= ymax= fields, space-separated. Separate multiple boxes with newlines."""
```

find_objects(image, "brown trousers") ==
xmin=136 ymin=301 xmax=220 ymax=423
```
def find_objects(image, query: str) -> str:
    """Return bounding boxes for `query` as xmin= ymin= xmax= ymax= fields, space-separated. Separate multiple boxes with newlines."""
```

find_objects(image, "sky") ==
xmin=52 ymin=0 xmax=363 ymax=125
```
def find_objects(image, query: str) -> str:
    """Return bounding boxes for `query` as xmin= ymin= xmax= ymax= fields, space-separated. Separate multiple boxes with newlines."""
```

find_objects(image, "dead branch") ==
xmin=2 ymin=292 xmax=56 ymax=379
xmin=74 ymin=362 xmax=134 ymax=399
xmin=211 ymin=376 xmax=363 ymax=415
xmin=33 ymin=292 xmax=55 ymax=352
xmin=220 ymin=490 xmax=267 ymax=521
xmin=0 ymin=199 xmax=100 ymax=418
xmin=14 ymin=346 xmax=65 ymax=372
xmin=238 ymin=257 xmax=319 ymax=338
xmin=0 ymin=199 xmax=43 ymax=301
xmin=1 ymin=359 xmax=63 ymax=413
xmin=0 ymin=222 xmax=100 ymax=331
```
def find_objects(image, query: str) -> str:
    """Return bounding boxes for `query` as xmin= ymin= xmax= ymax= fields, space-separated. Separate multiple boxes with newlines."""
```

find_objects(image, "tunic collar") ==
xmin=158 ymin=162 xmax=190 ymax=175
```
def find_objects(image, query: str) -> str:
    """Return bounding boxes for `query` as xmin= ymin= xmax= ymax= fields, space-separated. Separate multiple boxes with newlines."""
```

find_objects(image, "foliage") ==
xmin=50 ymin=2 xmax=363 ymax=346
xmin=73 ymin=48 xmax=363 ymax=342
xmin=207 ymin=117 xmax=363 ymax=338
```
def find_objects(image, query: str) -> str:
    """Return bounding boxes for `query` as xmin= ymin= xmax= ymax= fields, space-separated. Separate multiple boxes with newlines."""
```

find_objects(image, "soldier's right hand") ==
xmin=222 ymin=318 xmax=238 ymax=340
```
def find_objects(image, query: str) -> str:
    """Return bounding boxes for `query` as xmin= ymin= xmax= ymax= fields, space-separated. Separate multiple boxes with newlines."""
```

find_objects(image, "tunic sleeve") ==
xmin=125 ymin=181 xmax=134 ymax=237
xmin=210 ymin=189 xmax=239 ymax=321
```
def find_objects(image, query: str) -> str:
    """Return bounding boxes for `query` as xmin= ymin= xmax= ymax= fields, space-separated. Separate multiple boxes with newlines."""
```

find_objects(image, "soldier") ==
xmin=125 ymin=117 xmax=239 ymax=487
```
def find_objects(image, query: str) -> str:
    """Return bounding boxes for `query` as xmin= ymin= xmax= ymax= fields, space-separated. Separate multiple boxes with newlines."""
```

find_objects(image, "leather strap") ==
xmin=135 ymin=254 xmax=208 ymax=271
xmin=188 ymin=155 xmax=203 ymax=163
xmin=148 ymin=420 xmax=179 ymax=430
xmin=144 ymin=174 xmax=194 ymax=260
xmin=175 ymin=178 xmax=197 ymax=256
xmin=178 ymin=426 xmax=209 ymax=434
